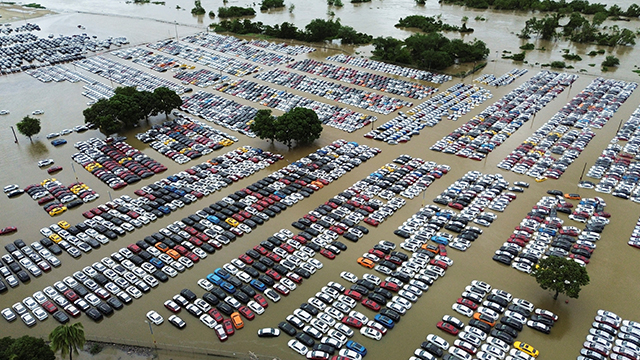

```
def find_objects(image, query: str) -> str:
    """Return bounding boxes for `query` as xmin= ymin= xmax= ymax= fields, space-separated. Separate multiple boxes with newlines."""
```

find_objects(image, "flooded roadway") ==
xmin=1 ymin=4 xmax=640 ymax=360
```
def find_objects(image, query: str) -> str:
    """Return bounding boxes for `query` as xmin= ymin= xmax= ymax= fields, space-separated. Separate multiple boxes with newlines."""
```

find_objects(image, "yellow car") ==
xmin=48 ymin=207 xmax=66 ymax=216
xmin=49 ymin=234 xmax=62 ymax=243
xmin=41 ymin=178 xmax=56 ymax=186
xmin=535 ymin=176 xmax=548 ymax=183
xmin=225 ymin=218 xmax=239 ymax=227
xmin=57 ymin=220 xmax=70 ymax=229
xmin=514 ymin=342 xmax=539 ymax=358
xmin=220 ymin=139 xmax=233 ymax=147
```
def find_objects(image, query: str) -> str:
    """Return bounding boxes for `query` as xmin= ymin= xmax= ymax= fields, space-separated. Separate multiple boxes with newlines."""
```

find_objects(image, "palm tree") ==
xmin=49 ymin=322 xmax=86 ymax=360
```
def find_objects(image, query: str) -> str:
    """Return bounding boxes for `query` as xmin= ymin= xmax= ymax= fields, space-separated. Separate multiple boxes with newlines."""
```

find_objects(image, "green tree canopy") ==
xmin=250 ymin=109 xmax=277 ymax=142
xmin=530 ymin=256 xmax=590 ymax=300
xmin=0 ymin=336 xmax=55 ymax=360
xmin=49 ymin=323 xmax=86 ymax=360
xmin=16 ymin=116 xmax=41 ymax=141
xmin=154 ymin=87 xmax=183 ymax=118
xmin=276 ymin=107 xmax=323 ymax=147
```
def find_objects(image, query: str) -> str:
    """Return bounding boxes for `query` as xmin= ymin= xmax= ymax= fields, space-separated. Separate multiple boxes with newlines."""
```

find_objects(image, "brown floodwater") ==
xmin=1 ymin=3 xmax=640 ymax=360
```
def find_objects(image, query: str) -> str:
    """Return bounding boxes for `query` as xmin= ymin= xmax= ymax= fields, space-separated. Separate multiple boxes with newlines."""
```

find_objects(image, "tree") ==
xmin=191 ymin=0 xmax=205 ymax=14
xmin=83 ymin=98 xmax=122 ymax=134
xmin=49 ymin=323 xmax=86 ymax=360
xmin=153 ymin=87 xmax=183 ymax=119
xmin=530 ymin=257 xmax=590 ymax=300
xmin=0 ymin=336 xmax=55 ymax=360
xmin=275 ymin=107 xmax=323 ymax=147
xmin=16 ymin=116 xmax=41 ymax=141
xmin=250 ymin=109 xmax=277 ymax=143
xmin=602 ymin=55 xmax=620 ymax=67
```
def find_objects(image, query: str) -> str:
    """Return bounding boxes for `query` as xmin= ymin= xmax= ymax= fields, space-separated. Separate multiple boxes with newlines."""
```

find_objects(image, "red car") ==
xmin=341 ymin=316 xmax=363 ymax=329
xmin=361 ymin=299 xmax=381 ymax=312
xmin=42 ymin=301 xmax=58 ymax=314
xmin=188 ymin=237 xmax=203 ymax=247
xmin=430 ymin=259 xmax=448 ymax=270
xmin=238 ymin=305 xmax=255 ymax=320
xmin=253 ymin=245 xmax=268 ymax=255
xmin=273 ymin=283 xmax=290 ymax=296
xmin=292 ymin=235 xmax=308 ymax=244
xmin=266 ymin=252 xmax=282 ymax=263
xmin=364 ymin=218 xmax=379 ymax=227
xmin=286 ymin=272 xmax=303 ymax=284
xmin=0 ymin=226 xmax=17 ymax=235
xmin=47 ymin=166 xmax=63 ymax=174
xmin=319 ymin=249 xmax=336 ymax=259
xmin=379 ymin=281 xmax=399 ymax=292
xmin=223 ymin=318 xmax=235 ymax=335
xmin=265 ymin=269 xmax=281 ymax=281
xmin=37 ymin=261 xmax=51 ymax=272
xmin=238 ymin=254 xmax=253 ymax=265
xmin=82 ymin=211 xmax=95 ymax=219
xmin=438 ymin=245 xmax=447 ymax=256
xmin=457 ymin=298 xmax=478 ymax=310
xmin=253 ymin=294 xmax=269 ymax=309
xmin=127 ymin=244 xmax=141 ymax=254
xmin=344 ymin=289 xmax=362 ymax=301
xmin=437 ymin=321 xmax=459 ymax=335
xmin=208 ymin=308 xmax=224 ymax=323
xmin=280 ymin=244 xmax=295 ymax=253
xmin=185 ymin=252 xmax=200 ymax=263
xmin=63 ymin=289 xmax=79 ymax=302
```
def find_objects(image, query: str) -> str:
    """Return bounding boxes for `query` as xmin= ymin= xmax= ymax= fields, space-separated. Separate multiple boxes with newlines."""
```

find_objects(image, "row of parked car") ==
xmin=29 ymin=179 xmax=99 ymax=215
xmin=287 ymin=59 xmax=437 ymax=100
xmin=254 ymin=68 xmax=413 ymax=115
xmin=497 ymin=78 xmax=636 ymax=181
xmin=27 ymin=65 xmax=115 ymax=105
xmin=0 ymin=237 xmax=62 ymax=293
xmin=493 ymin=194 xmax=609 ymax=273
xmin=431 ymin=71 xmax=577 ymax=161
xmin=0 ymin=29 xmax=121 ymax=75
xmin=364 ymin=83 xmax=492 ymax=145
xmin=214 ymin=78 xmax=378 ymax=134
xmin=433 ymin=171 xmax=523 ymax=228
xmin=474 ymin=68 xmax=528 ymax=87
xmin=628 ymin=216 xmax=640 ymax=250
xmin=248 ymin=39 xmax=315 ymax=56
xmin=173 ymin=68 xmax=229 ymax=89
xmin=76 ymin=56 xmax=190 ymax=95
xmin=72 ymin=137 xmax=167 ymax=189
xmin=180 ymin=90 xmax=259 ymax=137
xmin=326 ymin=54 xmax=451 ymax=84
xmin=582 ymin=105 xmax=640 ymax=201
xmin=0 ymin=22 xmax=41 ymax=35
xmin=433 ymin=280 xmax=555 ymax=360
xmin=183 ymin=33 xmax=295 ymax=67
xmin=577 ymin=309 xmax=640 ymax=360
xmin=136 ymin=116 xmax=238 ymax=164
xmin=146 ymin=40 xmax=264 ymax=77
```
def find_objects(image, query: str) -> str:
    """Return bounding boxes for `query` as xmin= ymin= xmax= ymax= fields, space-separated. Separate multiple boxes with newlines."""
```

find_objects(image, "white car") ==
xmin=287 ymin=339 xmax=308 ymax=356
xmin=38 ymin=159 xmax=54 ymax=167
xmin=198 ymin=279 xmax=214 ymax=291
xmin=1 ymin=308 xmax=16 ymax=322
xmin=340 ymin=271 xmax=358 ymax=283
xmin=360 ymin=326 xmax=382 ymax=340
xmin=426 ymin=334 xmax=450 ymax=351
xmin=146 ymin=310 xmax=164 ymax=325
xmin=199 ymin=314 xmax=217 ymax=328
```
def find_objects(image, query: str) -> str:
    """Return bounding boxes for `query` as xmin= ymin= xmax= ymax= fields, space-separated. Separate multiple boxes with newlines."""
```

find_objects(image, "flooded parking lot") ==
xmin=1 ymin=3 xmax=640 ymax=360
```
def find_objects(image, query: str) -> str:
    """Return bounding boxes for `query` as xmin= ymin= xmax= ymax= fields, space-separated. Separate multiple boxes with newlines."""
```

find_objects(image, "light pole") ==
xmin=145 ymin=320 xmax=158 ymax=358
xmin=175 ymin=21 xmax=179 ymax=42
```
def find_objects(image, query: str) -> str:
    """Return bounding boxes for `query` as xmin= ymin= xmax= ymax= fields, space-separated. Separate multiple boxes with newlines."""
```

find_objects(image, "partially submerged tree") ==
xmin=251 ymin=107 xmax=322 ymax=147
xmin=16 ymin=116 xmax=41 ymax=141
xmin=530 ymin=256 xmax=590 ymax=300
xmin=49 ymin=323 xmax=86 ymax=360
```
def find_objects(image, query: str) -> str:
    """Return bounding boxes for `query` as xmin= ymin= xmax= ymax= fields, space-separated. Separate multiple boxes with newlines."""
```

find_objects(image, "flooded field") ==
xmin=0 ymin=2 xmax=640 ymax=360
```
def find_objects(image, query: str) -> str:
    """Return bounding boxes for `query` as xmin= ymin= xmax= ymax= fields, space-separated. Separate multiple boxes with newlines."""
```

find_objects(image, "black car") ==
xmin=420 ymin=341 xmax=444 ymax=358
xmin=216 ymin=303 xmax=234 ymax=316
xmin=294 ymin=268 xmax=311 ymax=279
xmin=210 ymin=288 xmax=227 ymax=300
xmin=53 ymin=311 xmax=70 ymax=324
xmin=278 ymin=321 xmax=297 ymax=336
xmin=295 ymin=333 xmax=315 ymax=347
xmin=203 ymin=293 xmax=220 ymax=306
xmin=380 ymin=308 xmax=401 ymax=322
xmin=86 ymin=307 xmax=104 ymax=322
xmin=180 ymin=289 xmax=197 ymax=302
xmin=494 ymin=323 xmax=518 ymax=338
xmin=300 ymin=303 xmax=319 ymax=316
xmin=153 ymin=270 xmax=169 ymax=282
xmin=490 ymin=329 xmax=514 ymax=344
xmin=313 ymin=344 xmax=336 ymax=355
xmin=469 ymin=319 xmax=491 ymax=334
xmin=500 ymin=317 xmax=523 ymax=331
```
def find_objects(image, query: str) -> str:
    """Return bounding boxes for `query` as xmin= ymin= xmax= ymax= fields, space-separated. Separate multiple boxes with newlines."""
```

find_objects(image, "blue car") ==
xmin=214 ymin=268 xmax=230 ymax=279
xmin=51 ymin=139 xmax=67 ymax=146
xmin=346 ymin=340 xmax=367 ymax=357
xmin=250 ymin=279 xmax=266 ymax=292
xmin=431 ymin=236 xmax=449 ymax=245
xmin=149 ymin=257 xmax=164 ymax=268
xmin=158 ymin=206 xmax=171 ymax=214
xmin=220 ymin=281 xmax=235 ymax=294
xmin=374 ymin=314 xmax=395 ymax=329
xmin=207 ymin=215 xmax=220 ymax=224
xmin=207 ymin=273 xmax=223 ymax=285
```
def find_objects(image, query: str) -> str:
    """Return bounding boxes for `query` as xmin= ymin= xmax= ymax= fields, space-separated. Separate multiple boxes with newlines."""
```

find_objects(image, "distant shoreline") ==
xmin=0 ymin=3 xmax=53 ymax=23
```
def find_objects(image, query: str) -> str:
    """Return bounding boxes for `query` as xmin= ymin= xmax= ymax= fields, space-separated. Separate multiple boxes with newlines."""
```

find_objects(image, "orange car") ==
xmin=564 ymin=193 xmax=581 ymax=200
xmin=473 ymin=312 xmax=496 ymax=327
xmin=155 ymin=242 xmax=169 ymax=253
xmin=166 ymin=249 xmax=180 ymax=260
xmin=230 ymin=312 xmax=244 ymax=329
xmin=357 ymin=257 xmax=375 ymax=269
